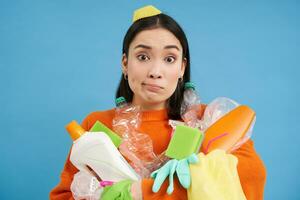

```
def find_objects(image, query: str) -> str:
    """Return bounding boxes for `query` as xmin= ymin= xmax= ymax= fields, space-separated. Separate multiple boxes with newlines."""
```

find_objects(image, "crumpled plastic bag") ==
xmin=188 ymin=150 xmax=246 ymax=200
xmin=70 ymin=170 xmax=103 ymax=200
xmin=200 ymin=97 xmax=239 ymax=131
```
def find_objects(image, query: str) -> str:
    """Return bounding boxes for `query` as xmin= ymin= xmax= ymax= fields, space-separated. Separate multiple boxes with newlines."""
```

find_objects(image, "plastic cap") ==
xmin=115 ymin=96 xmax=126 ymax=106
xmin=184 ymin=82 xmax=195 ymax=90
xmin=65 ymin=120 xmax=85 ymax=141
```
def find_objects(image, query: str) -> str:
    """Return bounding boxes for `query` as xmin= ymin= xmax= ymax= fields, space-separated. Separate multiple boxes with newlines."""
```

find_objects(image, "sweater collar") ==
xmin=140 ymin=108 xmax=168 ymax=122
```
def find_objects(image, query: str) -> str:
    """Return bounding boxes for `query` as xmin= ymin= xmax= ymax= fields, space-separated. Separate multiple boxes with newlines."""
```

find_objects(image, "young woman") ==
xmin=50 ymin=5 xmax=266 ymax=200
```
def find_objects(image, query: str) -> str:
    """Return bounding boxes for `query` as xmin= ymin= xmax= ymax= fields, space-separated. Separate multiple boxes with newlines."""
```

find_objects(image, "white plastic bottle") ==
xmin=66 ymin=120 xmax=140 ymax=182
xmin=180 ymin=82 xmax=201 ymax=128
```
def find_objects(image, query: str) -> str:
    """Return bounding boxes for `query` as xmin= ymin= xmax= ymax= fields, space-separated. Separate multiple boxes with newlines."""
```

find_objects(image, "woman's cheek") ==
xmin=128 ymin=70 xmax=144 ymax=94
xmin=128 ymin=76 xmax=139 ymax=94
xmin=169 ymin=70 xmax=180 ymax=88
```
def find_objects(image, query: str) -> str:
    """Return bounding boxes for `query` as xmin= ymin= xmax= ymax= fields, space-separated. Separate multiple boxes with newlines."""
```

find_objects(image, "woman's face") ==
xmin=122 ymin=28 xmax=186 ymax=110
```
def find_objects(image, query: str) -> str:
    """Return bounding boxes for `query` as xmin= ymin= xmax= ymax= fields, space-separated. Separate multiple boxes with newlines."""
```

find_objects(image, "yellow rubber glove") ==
xmin=188 ymin=150 xmax=246 ymax=200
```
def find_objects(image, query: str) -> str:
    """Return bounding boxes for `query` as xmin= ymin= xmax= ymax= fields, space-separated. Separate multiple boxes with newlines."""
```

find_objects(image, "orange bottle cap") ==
xmin=66 ymin=120 xmax=85 ymax=141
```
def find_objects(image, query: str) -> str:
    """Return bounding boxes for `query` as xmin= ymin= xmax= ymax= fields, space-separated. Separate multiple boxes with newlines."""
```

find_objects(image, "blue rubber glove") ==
xmin=151 ymin=159 xmax=178 ymax=194
xmin=151 ymin=153 xmax=199 ymax=194
xmin=176 ymin=153 xmax=198 ymax=189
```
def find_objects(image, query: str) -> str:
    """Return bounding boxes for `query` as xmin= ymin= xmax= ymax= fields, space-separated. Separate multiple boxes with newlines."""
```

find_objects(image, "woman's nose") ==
xmin=149 ymin=73 xmax=162 ymax=79
xmin=148 ymin=62 xmax=162 ymax=79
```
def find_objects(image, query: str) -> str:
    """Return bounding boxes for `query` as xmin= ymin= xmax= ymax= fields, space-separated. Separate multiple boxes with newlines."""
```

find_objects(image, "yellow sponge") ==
xmin=132 ymin=5 xmax=162 ymax=23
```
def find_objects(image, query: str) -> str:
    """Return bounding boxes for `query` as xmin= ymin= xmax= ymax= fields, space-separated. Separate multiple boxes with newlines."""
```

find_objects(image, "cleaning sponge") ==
xmin=165 ymin=125 xmax=203 ymax=160
xmin=89 ymin=121 xmax=122 ymax=148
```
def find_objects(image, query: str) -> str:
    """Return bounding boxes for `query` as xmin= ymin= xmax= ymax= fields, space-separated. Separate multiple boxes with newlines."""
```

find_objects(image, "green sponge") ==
xmin=166 ymin=125 xmax=203 ymax=160
xmin=89 ymin=121 xmax=122 ymax=147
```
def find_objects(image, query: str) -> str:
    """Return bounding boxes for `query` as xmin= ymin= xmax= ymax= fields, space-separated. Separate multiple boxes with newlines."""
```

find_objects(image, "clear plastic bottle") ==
xmin=112 ymin=97 xmax=158 ymax=178
xmin=112 ymin=97 xmax=140 ymax=138
xmin=180 ymin=82 xmax=201 ymax=128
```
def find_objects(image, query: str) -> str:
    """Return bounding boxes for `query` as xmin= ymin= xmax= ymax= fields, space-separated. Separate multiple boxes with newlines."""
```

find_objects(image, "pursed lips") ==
xmin=142 ymin=83 xmax=164 ymax=92
xmin=142 ymin=83 xmax=163 ymax=89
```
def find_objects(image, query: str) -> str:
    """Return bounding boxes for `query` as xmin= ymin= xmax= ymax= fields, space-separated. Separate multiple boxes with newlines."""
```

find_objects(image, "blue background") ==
xmin=1 ymin=0 xmax=299 ymax=199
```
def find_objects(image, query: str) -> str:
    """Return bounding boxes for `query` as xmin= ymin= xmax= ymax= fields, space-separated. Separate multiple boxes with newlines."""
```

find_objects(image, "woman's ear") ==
xmin=122 ymin=53 xmax=128 ymax=74
xmin=181 ymin=57 xmax=187 ymax=77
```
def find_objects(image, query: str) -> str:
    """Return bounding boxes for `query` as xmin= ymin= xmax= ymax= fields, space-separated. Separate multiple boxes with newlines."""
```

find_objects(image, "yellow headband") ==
xmin=132 ymin=5 xmax=162 ymax=23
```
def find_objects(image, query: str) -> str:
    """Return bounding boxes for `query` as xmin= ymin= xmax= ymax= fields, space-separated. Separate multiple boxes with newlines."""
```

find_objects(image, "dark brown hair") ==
xmin=116 ymin=13 xmax=190 ymax=120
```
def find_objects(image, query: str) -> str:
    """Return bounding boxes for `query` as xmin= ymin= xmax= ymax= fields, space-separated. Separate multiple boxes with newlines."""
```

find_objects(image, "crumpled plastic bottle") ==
xmin=112 ymin=97 xmax=140 ymax=138
xmin=113 ymin=97 xmax=164 ymax=178
xmin=180 ymin=82 xmax=201 ymax=128
xmin=70 ymin=170 xmax=103 ymax=200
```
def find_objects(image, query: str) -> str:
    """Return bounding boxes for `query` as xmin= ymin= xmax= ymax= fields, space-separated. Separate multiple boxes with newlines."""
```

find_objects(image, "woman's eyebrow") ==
xmin=164 ymin=45 xmax=180 ymax=51
xmin=134 ymin=44 xmax=151 ymax=49
xmin=134 ymin=44 xmax=180 ymax=51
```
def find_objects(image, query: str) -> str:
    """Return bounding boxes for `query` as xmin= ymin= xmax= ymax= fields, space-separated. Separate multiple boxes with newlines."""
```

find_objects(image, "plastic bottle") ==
xmin=112 ymin=97 xmax=140 ymax=138
xmin=112 ymin=97 xmax=158 ymax=178
xmin=66 ymin=120 xmax=140 ymax=182
xmin=180 ymin=82 xmax=201 ymax=128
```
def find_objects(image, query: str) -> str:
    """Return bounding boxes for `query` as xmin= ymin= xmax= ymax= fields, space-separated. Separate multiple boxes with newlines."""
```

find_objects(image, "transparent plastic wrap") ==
xmin=71 ymin=171 xmax=103 ymax=200
xmin=112 ymin=97 xmax=167 ymax=178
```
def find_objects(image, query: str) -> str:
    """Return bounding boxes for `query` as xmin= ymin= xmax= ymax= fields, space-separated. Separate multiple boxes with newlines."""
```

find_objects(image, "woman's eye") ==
xmin=165 ymin=56 xmax=176 ymax=63
xmin=137 ymin=54 xmax=149 ymax=61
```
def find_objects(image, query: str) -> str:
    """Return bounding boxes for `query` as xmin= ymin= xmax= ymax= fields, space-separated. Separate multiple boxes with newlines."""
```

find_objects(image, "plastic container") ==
xmin=199 ymin=98 xmax=256 ymax=153
xmin=66 ymin=120 xmax=140 ymax=182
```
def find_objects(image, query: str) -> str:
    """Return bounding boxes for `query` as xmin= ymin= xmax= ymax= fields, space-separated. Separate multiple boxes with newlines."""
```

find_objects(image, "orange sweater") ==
xmin=50 ymin=106 xmax=266 ymax=200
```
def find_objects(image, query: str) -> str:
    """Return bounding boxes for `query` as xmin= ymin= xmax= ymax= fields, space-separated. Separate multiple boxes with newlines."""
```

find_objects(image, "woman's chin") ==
xmin=143 ymin=93 xmax=164 ymax=102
